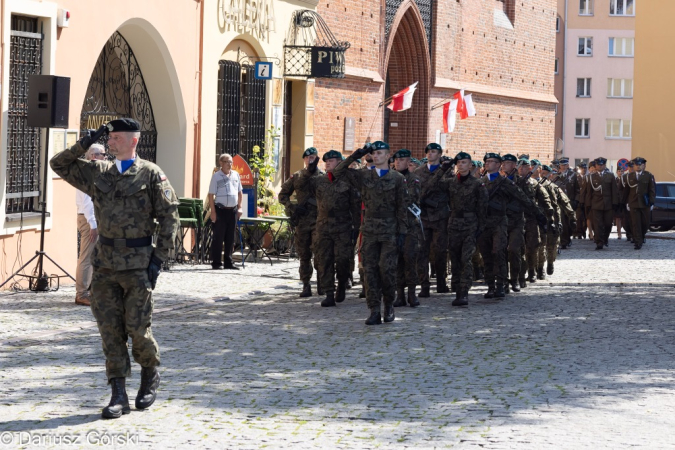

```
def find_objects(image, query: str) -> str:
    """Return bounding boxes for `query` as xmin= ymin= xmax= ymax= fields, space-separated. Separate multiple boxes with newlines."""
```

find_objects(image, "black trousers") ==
xmin=211 ymin=207 xmax=236 ymax=268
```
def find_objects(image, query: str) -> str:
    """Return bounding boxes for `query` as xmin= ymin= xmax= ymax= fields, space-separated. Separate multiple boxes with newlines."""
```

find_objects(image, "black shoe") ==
xmin=407 ymin=286 xmax=420 ymax=307
xmin=537 ymin=268 xmax=545 ymax=281
xmin=634 ymin=243 xmax=643 ymax=250
xmin=102 ymin=378 xmax=131 ymax=419
xmin=321 ymin=292 xmax=336 ymax=307
xmin=223 ymin=264 xmax=239 ymax=270
xmin=452 ymin=291 xmax=469 ymax=306
xmin=484 ymin=287 xmax=495 ymax=299
xmin=504 ymin=283 xmax=510 ymax=294
xmin=317 ymin=283 xmax=324 ymax=296
xmin=519 ymin=279 xmax=527 ymax=289
xmin=495 ymin=285 xmax=506 ymax=298
xmin=393 ymin=288 xmax=407 ymax=307
xmin=346 ymin=278 xmax=353 ymax=289
xmin=135 ymin=367 xmax=160 ymax=410
xmin=384 ymin=304 xmax=395 ymax=323
xmin=476 ymin=268 xmax=485 ymax=281
xmin=561 ymin=245 xmax=567 ymax=249
xmin=528 ymin=273 xmax=537 ymax=283
xmin=211 ymin=265 xmax=223 ymax=270
xmin=510 ymin=280 xmax=521 ymax=292
xmin=299 ymin=283 xmax=312 ymax=298
xmin=419 ymin=285 xmax=430 ymax=298
xmin=430 ymin=269 xmax=437 ymax=279
xmin=358 ymin=287 xmax=366 ymax=298
xmin=365 ymin=309 xmax=382 ymax=325
xmin=436 ymin=280 xmax=450 ymax=294
xmin=547 ymin=263 xmax=554 ymax=275
xmin=451 ymin=283 xmax=459 ymax=293
xmin=336 ymin=282 xmax=346 ymax=303
xmin=595 ymin=244 xmax=604 ymax=250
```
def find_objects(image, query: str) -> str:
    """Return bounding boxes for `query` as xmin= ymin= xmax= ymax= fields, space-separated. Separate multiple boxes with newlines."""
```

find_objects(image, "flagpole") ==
xmin=430 ymin=98 xmax=453 ymax=111
xmin=365 ymin=104 xmax=383 ymax=141
xmin=378 ymin=96 xmax=395 ymax=108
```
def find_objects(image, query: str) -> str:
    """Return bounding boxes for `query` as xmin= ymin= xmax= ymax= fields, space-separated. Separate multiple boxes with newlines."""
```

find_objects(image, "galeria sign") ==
xmin=218 ymin=0 xmax=276 ymax=41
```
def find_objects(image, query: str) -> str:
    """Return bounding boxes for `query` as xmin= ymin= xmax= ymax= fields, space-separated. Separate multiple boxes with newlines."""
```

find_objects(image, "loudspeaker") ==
xmin=27 ymin=75 xmax=71 ymax=128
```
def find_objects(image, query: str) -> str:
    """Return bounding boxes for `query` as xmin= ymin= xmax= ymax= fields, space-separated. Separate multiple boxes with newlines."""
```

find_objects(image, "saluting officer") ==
xmin=50 ymin=118 xmax=179 ymax=419
xmin=626 ymin=157 xmax=656 ymax=249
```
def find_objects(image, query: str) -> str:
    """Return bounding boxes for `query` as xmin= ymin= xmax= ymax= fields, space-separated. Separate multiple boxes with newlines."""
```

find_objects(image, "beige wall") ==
xmin=632 ymin=0 xmax=675 ymax=181
xmin=567 ymin=0 xmax=635 ymax=29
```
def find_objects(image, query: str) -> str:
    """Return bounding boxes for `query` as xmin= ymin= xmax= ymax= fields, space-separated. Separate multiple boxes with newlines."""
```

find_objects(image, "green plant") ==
xmin=249 ymin=126 xmax=279 ymax=214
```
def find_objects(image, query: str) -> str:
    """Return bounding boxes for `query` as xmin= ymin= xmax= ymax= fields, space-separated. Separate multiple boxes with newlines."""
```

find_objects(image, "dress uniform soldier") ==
xmin=50 ymin=118 xmax=179 ymax=419
xmin=479 ymin=153 xmax=545 ymax=298
xmin=542 ymin=166 xmax=577 ymax=275
xmin=501 ymin=154 xmax=527 ymax=293
xmin=626 ymin=157 xmax=656 ymax=249
xmin=574 ymin=162 xmax=588 ymax=239
xmin=306 ymin=150 xmax=360 ymax=307
xmin=580 ymin=160 xmax=598 ymax=241
xmin=557 ymin=157 xmax=580 ymax=248
xmin=621 ymin=161 xmax=635 ymax=242
xmin=279 ymin=147 xmax=324 ymax=297
xmin=415 ymin=143 xmax=451 ymax=297
xmin=334 ymin=141 xmax=408 ymax=325
xmin=586 ymin=157 xmax=619 ymax=250
xmin=392 ymin=149 xmax=422 ymax=308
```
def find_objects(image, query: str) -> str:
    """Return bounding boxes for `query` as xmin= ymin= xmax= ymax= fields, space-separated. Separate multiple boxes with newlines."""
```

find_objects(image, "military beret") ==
xmin=388 ymin=156 xmax=395 ymax=164
xmin=541 ymin=165 xmax=552 ymax=172
xmin=530 ymin=159 xmax=541 ymax=166
xmin=595 ymin=157 xmax=608 ymax=165
xmin=551 ymin=160 xmax=560 ymax=166
xmin=394 ymin=149 xmax=412 ymax=159
xmin=517 ymin=158 xmax=530 ymax=166
xmin=578 ymin=162 xmax=588 ymax=168
xmin=455 ymin=152 xmax=472 ymax=161
xmin=559 ymin=157 xmax=570 ymax=164
xmin=107 ymin=118 xmax=140 ymax=132
xmin=473 ymin=160 xmax=484 ymax=168
xmin=354 ymin=158 xmax=362 ymax=164
xmin=484 ymin=152 xmax=502 ymax=162
xmin=425 ymin=143 xmax=442 ymax=153
xmin=409 ymin=158 xmax=421 ymax=165
xmin=420 ymin=157 xmax=428 ymax=164
xmin=370 ymin=141 xmax=390 ymax=151
xmin=302 ymin=147 xmax=318 ymax=158
xmin=633 ymin=157 xmax=647 ymax=165
xmin=502 ymin=154 xmax=518 ymax=162
xmin=323 ymin=150 xmax=343 ymax=161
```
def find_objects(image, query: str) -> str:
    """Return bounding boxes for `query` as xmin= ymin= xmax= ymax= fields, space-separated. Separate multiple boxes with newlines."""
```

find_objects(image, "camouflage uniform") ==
xmin=517 ymin=177 xmax=554 ymax=283
xmin=50 ymin=142 xmax=179 ymax=381
xmin=334 ymin=155 xmax=408 ymax=313
xmin=504 ymin=174 xmax=527 ymax=288
xmin=546 ymin=179 xmax=576 ymax=270
xmin=397 ymin=169 xmax=422 ymax=290
xmin=279 ymin=167 xmax=323 ymax=286
xmin=557 ymin=167 xmax=580 ymax=247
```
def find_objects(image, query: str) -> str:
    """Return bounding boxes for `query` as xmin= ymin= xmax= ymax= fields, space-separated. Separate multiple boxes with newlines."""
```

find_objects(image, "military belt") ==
xmin=451 ymin=211 xmax=476 ymax=218
xmin=99 ymin=235 xmax=153 ymax=248
xmin=365 ymin=213 xmax=396 ymax=219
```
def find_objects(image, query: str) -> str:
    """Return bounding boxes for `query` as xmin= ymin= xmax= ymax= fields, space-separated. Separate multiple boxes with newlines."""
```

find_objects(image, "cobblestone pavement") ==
xmin=1 ymin=228 xmax=675 ymax=449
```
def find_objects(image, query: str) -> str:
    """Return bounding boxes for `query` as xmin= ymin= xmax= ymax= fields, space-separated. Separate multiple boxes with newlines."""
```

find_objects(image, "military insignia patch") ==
xmin=159 ymin=173 xmax=167 ymax=181
xmin=164 ymin=189 xmax=172 ymax=200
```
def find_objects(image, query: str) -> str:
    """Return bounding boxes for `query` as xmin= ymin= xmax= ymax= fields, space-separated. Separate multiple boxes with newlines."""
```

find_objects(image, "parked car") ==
xmin=650 ymin=182 xmax=675 ymax=232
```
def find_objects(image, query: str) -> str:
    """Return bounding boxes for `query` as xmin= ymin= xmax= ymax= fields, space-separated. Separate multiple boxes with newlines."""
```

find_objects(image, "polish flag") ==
xmin=387 ymin=82 xmax=418 ymax=112
xmin=443 ymin=99 xmax=459 ymax=133
xmin=442 ymin=90 xmax=477 ymax=133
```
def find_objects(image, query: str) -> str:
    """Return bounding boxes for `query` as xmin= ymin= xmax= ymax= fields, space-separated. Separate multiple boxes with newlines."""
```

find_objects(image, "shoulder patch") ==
xmin=159 ymin=172 xmax=167 ymax=181
xmin=164 ymin=189 xmax=172 ymax=200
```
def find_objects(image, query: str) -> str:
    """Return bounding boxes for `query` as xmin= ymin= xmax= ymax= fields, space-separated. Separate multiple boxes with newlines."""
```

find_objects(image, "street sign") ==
xmin=254 ymin=62 xmax=273 ymax=80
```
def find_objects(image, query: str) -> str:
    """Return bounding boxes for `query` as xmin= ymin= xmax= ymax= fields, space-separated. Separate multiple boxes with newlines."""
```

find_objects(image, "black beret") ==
xmin=633 ymin=157 xmax=647 ymax=165
xmin=371 ymin=141 xmax=390 ymax=151
xmin=302 ymin=147 xmax=318 ymax=158
xmin=541 ymin=165 xmax=552 ymax=172
xmin=595 ymin=157 xmax=608 ymax=165
xmin=484 ymin=152 xmax=502 ymax=162
xmin=455 ymin=152 xmax=472 ymax=161
xmin=394 ymin=149 xmax=412 ymax=159
xmin=502 ymin=154 xmax=518 ymax=162
xmin=323 ymin=150 xmax=343 ymax=161
xmin=425 ymin=143 xmax=442 ymax=153
xmin=107 ymin=118 xmax=140 ymax=132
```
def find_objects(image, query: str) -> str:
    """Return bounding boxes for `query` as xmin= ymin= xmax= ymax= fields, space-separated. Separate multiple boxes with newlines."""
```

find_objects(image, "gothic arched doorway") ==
xmin=80 ymin=31 xmax=157 ymax=162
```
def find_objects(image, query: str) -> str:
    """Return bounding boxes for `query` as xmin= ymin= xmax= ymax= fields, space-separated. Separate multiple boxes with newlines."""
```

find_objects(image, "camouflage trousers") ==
xmin=537 ymin=229 xmax=559 ymax=269
xmin=471 ymin=249 xmax=484 ymax=269
xmin=91 ymin=267 xmax=159 ymax=381
xmin=294 ymin=224 xmax=317 ymax=284
xmin=362 ymin=234 xmax=398 ymax=310
xmin=505 ymin=216 xmax=525 ymax=282
xmin=477 ymin=217 xmax=508 ymax=288
xmin=520 ymin=218 xmax=541 ymax=280
xmin=448 ymin=227 xmax=478 ymax=293
xmin=313 ymin=224 xmax=352 ymax=293
xmin=397 ymin=231 xmax=420 ymax=288
xmin=418 ymin=219 xmax=449 ymax=288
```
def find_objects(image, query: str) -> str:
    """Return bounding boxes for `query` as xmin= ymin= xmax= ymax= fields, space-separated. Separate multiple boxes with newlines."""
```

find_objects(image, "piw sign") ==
xmin=232 ymin=154 xmax=255 ymax=186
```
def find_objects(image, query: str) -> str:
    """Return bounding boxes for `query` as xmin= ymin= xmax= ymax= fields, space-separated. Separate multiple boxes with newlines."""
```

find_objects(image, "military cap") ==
xmin=517 ymin=158 xmax=530 ymax=166
xmin=322 ymin=150 xmax=343 ymax=161
xmin=394 ymin=149 xmax=412 ymax=159
xmin=633 ymin=157 xmax=647 ymax=165
xmin=302 ymin=147 xmax=318 ymax=158
xmin=559 ymin=157 xmax=570 ymax=164
xmin=626 ymin=160 xmax=634 ymax=167
xmin=551 ymin=160 xmax=560 ymax=166
xmin=107 ymin=118 xmax=140 ymax=132
xmin=530 ymin=159 xmax=541 ymax=166
xmin=455 ymin=152 xmax=472 ymax=161
xmin=589 ymin=160 xmax=597 ymax=167
xmin=595 ymin=157 xmax=608 ymax=165
xmin=388 ymin=156 xmax=395 ymax=164
xmin=502 ymin=154 xmax=518 ymax=162
xmin=425 ymin=143 xmax=442 ymax=153
xmin=578 ymin=162 xmax=588 ymax=168
xmin=541 ymin=165 xmax=553 ymax=172
xmin=409 ymin=157 xmax=421 ymax=165
xmin=484 ymin=152 xmax=502 ymax=162
xmin=370 ymin=141 xmax=390 ymax=151
xmin=420 ymin=157 xmax=428 ymax=164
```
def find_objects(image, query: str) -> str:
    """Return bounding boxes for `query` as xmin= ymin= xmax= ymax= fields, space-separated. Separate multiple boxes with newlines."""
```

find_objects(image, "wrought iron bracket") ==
xmin=238 ymin=55 xmax=281 ymax=67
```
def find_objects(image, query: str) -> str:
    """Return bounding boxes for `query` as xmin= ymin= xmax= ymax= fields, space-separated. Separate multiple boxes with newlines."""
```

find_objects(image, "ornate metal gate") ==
xmin=5 ymin=16 xmax=42 ymax=214
xmin=240 ymin=64 xmax=266 ymax=162
xmin=80 ymin=32 xmax=157 ymax=162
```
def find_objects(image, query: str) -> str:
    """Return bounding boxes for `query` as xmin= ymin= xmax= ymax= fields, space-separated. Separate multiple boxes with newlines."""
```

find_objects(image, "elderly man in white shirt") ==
xmin=75 ymin=144 xmax=106 ymax=305
xmin=208 ymin=153 xmax=243 ymax=269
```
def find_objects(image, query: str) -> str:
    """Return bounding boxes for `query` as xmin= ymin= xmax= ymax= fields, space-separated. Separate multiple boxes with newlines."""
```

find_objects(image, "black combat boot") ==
xmin=476 ymin=267 xmax=485 ymax=281
xmin=407 ymin=286 xmax=420 ymax=307
xmin=365 ymin=308 xmax=382 ymax=325
xmin=510 ymin=280 xmax=521 ymax=292
xmin=537 ymin=267 xmax=546 ymax=280
xmin=504 ymin=282 xmax=510 ymax=294
xmin=495 ymin=284 xmax=506 ymax=298
xmin=321 ymin=291 xmax=336 ymax=307
xmin=393 ymin=287 xmax=407 ymax=307
xmin=473 ymin=266 xmax=480 ymax=281
xmin=102 ymin=377 xmax=130 ymax=419
xmin=135 ymin=367 xmax=160 ymax=410
xmin=450 ymin=282 xmax=459 ymax=293
xmin=452 ymin=290 xmax=469 ymax=306
xmin=359 ymin=286 xmax=366 ymax=298
xmin=430 ymin=267 xmax=436 ymax=279
xmin=299 ymin=283 xmax=312 ymax=298
xmin=336 ymin=281 xmax=346 ymax=303
xmin=317 ymin=283 xmax=324 ymax=296
xmin=437 ymin=278 xmax=450 ymax=294
xmin=595 ymin=243 xmax=604 ymax=250
xmin=528 ymin=269 xmax=537 ymax=283
xmin=484 ymin=285 xmax=496 ymax=299
xmin=419 ymin=284 xmax=430 ymax=298
xmin=383 ymin=304 xmax=395 ymax=323
xmin=519 ymin=278 xmax=527 ymax=289
xmin=547 ymin=262 xmax=554 ymax=275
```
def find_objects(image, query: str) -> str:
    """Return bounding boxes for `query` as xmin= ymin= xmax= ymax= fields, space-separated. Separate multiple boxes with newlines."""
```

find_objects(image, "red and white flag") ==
xmin=387 ymin=82 xmax=418 ymax=112
xmin=442 ymin=90 xmax=477 ymax=133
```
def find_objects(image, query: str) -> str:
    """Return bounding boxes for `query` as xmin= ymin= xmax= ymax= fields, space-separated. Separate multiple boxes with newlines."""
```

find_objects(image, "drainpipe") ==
xmin=561 ymin=0 xmax=568 ymax=158
xmin=192 ymin=0 xmax=205 ymax=199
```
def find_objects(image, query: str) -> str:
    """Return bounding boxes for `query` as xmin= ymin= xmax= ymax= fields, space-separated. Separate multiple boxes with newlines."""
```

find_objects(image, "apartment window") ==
xmin=555 ymin=104 xmax=558 ymax=116
xmin=606 ymin=119 xmax=631 ymax=139
xmin=578 ymin=37 xmax=593 ymax=56
xmin=609 ymin=37 xmax=634 ymax=57
xmin=607 ymin=78 xmax=633 ymax=98
xmin=555 ymin=58 xmax=559 ymax=74
xmin=575 ymin=118 xmax=590 ymax=138
xmin=610 ymin=0 xmax=635 ymax=16
xmin=556 ymin=16 xmax=560 ymax=32
xmin=579 ymin=0 xmax=593 ymax=15
xmin=577 ymin=78 xmax=591 ymax=97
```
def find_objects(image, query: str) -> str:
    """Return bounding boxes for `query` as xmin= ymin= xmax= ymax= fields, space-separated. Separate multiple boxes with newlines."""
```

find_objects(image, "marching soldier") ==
xmin=574 ymin=162 xmax=588 ymax=239
xmin=50 ymin=119 xmax=179 ymax=419
xmin=557 ymin=157 xmax=580 ymax=248
xmin=621 ymin=161 xmax=635 ymax=242
xmin=531 ymin=160 xmax=558 ymax=280
xmin=501 ymin=154 xmax=527 ymax=293
xmin=279 ymin=148 xmax=324 ymax=297
xmin=542 ymin=166 xmax=577 ymax=275
xmin=586 ymin=157 xmax=619 ymax=250
xmin=334 ymin=141 xmax=408 ymax=325
xmin=626 ymin=157 xmax=656 ymax=249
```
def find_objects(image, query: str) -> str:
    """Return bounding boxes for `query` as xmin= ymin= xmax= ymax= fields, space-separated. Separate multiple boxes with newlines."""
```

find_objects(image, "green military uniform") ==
xmin=586 ymin=158 xmax=619 ymax=249
xmin=626 ymin=158 xmax=656 ymax=248
xmin=544 ymin=171 xmax=576 ymax=275
xmin=502 ymin=155 xmax=527 ymax=292
xmin=50 ymin=131 xmax=179 ymax=384
xmin=556 ymin=159 xmax=580 ymax=248
xmin=278 ymin=148 xmax=324 ymax=295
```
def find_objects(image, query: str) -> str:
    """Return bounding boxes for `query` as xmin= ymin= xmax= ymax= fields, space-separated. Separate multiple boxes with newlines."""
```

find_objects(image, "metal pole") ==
xmin=37 ymin=127 xmax=50 ymax=280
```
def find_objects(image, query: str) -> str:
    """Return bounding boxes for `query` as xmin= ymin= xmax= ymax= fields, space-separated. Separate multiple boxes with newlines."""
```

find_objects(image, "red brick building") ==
xmin=313 ymin=0 xmax=558 ymax=161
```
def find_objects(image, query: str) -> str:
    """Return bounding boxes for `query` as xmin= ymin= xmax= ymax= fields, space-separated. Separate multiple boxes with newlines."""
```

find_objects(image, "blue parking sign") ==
xmin=254 ymin=62 xmax=273 ymax=80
